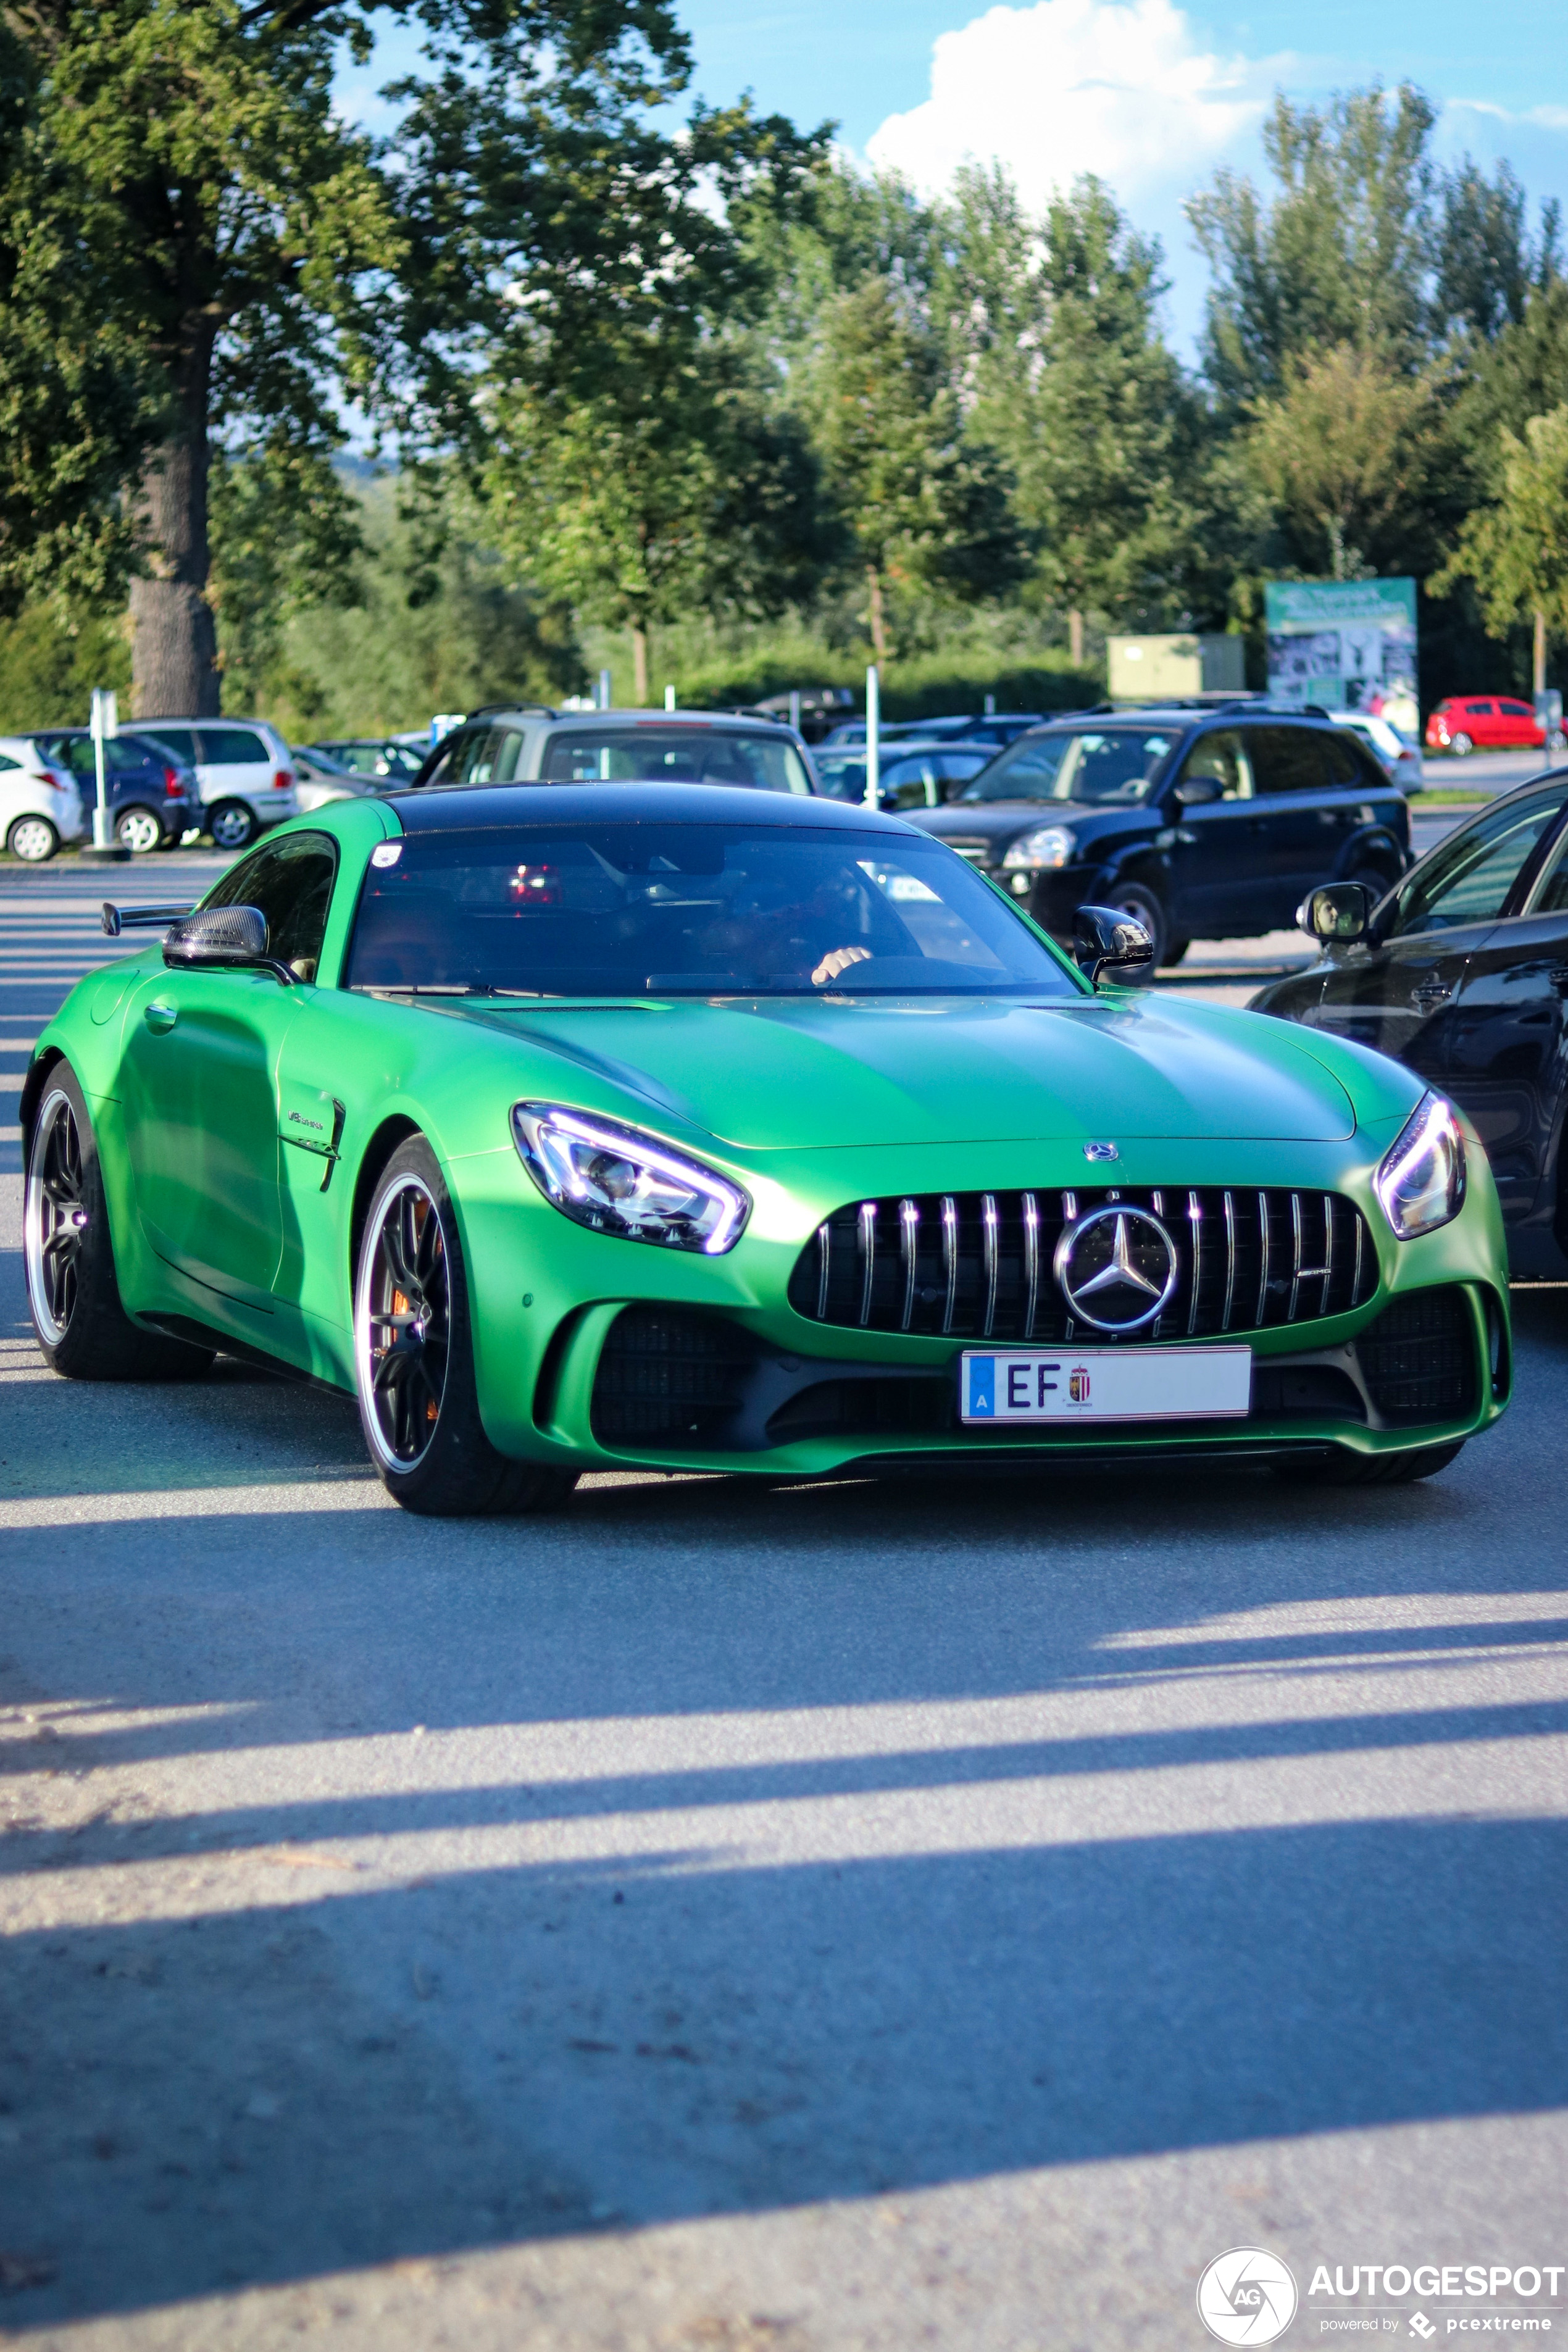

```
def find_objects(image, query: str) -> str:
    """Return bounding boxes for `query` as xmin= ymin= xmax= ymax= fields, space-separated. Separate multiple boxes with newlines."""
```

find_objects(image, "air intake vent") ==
xmin=1357 ymin=1288 xmax=1476 ymax=1425
xmin=590 ymin=1309 xmax=754 ymax=1445
xmin=788 ymin=1186 xmax=1376 ymax=1343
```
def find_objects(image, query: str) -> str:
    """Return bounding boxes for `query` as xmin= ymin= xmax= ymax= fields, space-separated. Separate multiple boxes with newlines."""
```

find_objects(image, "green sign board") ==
xmin=1264 ymin=578 xmax=1417 ymax=719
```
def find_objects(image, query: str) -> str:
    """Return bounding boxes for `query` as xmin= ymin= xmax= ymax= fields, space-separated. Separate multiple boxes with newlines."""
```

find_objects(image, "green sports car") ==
xmin=21 ymin=781 xmax=1509 ymax=1513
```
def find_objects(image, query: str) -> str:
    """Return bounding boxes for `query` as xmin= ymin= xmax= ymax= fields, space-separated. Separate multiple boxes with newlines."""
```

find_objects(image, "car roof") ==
xmin=486 ymin=706 xmax=790 ymax=734
xmin=386 ymin=780 xmax=916 ymax=835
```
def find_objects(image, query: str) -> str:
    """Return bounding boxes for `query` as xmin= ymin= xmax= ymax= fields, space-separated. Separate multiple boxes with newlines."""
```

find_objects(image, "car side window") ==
xmin=1387 ymin=789 xmax=1566 ymax=938
xmin=49 ymin=738 xmax=97 ymax=778
xmin=489 ymin=729 xmax=526 ymax=783
xmin=422 ymin=730 xmax=470 ymax=786
xmin=1524 ymin=822 xmax=1568 ymax=915
xmin=138 ymin=727 xmax=198 ymax=765
xmin=202 ymin=728 xmax=269 ymax=765
xmin=1245 ymin=728 xmax=1328 ymax=794
xmin=1179 ymin=730 xmax=1252 ymax=799
xmin=1500 ymin=699 xmax=1534 ymax=718
xmin=205 ymin=830 xmax=340 ymax=980
xmin=1325 ymin=735 xmax=1365 ymax=786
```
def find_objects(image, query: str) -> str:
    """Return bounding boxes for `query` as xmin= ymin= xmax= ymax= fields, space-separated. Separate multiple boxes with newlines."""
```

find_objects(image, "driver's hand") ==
xmin=812 ymin=945 xmax=873 ymax=986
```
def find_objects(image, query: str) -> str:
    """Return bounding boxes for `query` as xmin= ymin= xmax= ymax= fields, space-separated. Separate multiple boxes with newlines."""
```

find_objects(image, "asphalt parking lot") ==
xmin=1 ymin=833 xmax=1566 ymax=2350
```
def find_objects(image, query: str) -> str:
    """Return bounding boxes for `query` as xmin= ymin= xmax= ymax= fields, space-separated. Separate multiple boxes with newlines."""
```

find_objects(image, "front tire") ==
xmin=353 ymin=1138 xmax=577 ymax=1516
xmin=8 ymin=815 xmax=59 ymax=863
xmin=115 ymin=805 xmax=164 ymax=854
xmin=208 ymin=799 xmax=256 ymax=851
xmin=24 ymin=1065 xmax=214 ymax=1380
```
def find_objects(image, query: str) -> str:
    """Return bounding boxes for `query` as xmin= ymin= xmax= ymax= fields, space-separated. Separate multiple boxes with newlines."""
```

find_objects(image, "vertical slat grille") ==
xmin=788 ymin=1185 xmax=1378 ymax=1342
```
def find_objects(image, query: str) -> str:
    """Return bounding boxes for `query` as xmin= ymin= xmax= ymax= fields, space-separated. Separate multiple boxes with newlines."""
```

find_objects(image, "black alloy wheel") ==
xmin=353 ymin=1136 xmax=578 ymax=1516
xmin=26 ymin=1084 xmax=86 ymax=1345
xmin=23 ymin=1062 xmax=212 ymax=1379
xmin=359 ymin=1167 xmax=452 ymax=1470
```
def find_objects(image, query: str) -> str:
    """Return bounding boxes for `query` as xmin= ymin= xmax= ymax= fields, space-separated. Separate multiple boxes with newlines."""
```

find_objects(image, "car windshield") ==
xmin=344 ymin=823 xmax=1079 ymax=999
xmin=959 ymin=728 xmax=1177 ymax=804
xmin=540 ymin=727 xmax=813 ymax=794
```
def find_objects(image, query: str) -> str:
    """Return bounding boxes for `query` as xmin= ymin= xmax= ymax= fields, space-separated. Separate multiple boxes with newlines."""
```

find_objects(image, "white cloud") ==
xmin=865 ymin=0 xmax=1279 ymax=215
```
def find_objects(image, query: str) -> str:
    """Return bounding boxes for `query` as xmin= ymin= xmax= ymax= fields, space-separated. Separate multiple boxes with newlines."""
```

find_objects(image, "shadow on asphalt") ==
xmin=1 ymin=1272 xmax=1565 ymax=2322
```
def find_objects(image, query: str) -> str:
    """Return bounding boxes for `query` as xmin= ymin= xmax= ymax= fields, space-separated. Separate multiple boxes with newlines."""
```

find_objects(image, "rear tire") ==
xmin=8 ymin=815 xmax=59 ymax=862
xmin=1275 ymin=1440 xmax=1464 ymax=1487
xmin=1346 ymin=862 xmax=1396 ymax=907
xmin=115 ymin=805 xmax=163 ymax=854
xmin=1449 ymin=732 xmax=1474 ymax=757
xmin=353 ymin=1136 xmax=578 ymax=1517
xmin=208 ymin=799 xmax=256 ymax=851
xmin=24 ymin=1064 xmax=214 ymax=1380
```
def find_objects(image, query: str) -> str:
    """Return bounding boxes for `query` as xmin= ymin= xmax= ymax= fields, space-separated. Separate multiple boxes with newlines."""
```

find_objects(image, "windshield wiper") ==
xmin=357 ymin=983 xmax=560 ymax=999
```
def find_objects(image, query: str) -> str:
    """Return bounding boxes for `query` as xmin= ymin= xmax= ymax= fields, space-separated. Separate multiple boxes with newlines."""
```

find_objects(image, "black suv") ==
xmin=902 ymin=704 xmax=1410 ymax=967
xmin=26 ymin=728 xmax=198 ymax=853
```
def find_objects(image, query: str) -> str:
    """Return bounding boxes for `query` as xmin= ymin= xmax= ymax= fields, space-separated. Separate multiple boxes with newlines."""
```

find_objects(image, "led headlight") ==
xmin=511 ymin=1103 xmax=750 ymax=1254
xmin=1002 ymin=825 xmax=1076 ymax=870
xmin=1374 ymin=1090 xmax=1466 ymax=1239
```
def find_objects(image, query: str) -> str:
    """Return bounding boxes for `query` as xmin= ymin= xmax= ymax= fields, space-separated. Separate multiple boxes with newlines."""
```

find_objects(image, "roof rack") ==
xmin=465 ymin=703 xmax=557 ymax=722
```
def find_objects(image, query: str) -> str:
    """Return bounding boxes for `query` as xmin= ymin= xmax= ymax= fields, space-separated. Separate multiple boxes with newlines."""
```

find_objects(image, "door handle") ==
xmin=143 ymin=1001 xmax=178 ymax=1033
xmin=1411 ymin=983 xmax=1453 ymax=1007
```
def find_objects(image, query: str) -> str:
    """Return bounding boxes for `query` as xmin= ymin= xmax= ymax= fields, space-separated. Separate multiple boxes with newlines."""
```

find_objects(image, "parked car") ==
xmin=120 ymin=719 xmax=299 ymax=849
xmin=24 ymin=783 xmax=1508 ymax=1507
xmin=291 ymin=746 xmax=385 ymax=814
xmin=1330 ymin=709 xmax=1424 ymax=793
xmin=27 ymin=729 xmax=196 ymax=851
xmin=1424 ymin=696 xmax=1546 ymax=756
xmin=411 ymin=706 xmax=817 ymax=794
xmin=1253 ymin=767 xmax=1568 ymax=1277
xmin=0 ymin=738 xmax=83 ymax=862
xmin=820 ymin=712 xmax=1046 ymax=749
xmin=901 ymin=705 xmax=1409 ymax=969
xmin=304 ymin=737 xmax=427 ymax=784
xmin=814 ymin=740 xmax=995 ymax=809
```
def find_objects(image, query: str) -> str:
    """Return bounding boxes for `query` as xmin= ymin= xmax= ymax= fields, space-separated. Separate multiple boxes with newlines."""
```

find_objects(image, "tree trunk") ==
xmin=866 ymin=567 xmax=889 ymax=666
xmin=631 ymin=625 xmax=649 ymax=705
xmin=130 ymin=328 xmax=220 ymax=719
xmin=1068 ymin=608 xmax=1084 ymax=666
xmin=1534 ymin=607 xmax=1547 ymax=697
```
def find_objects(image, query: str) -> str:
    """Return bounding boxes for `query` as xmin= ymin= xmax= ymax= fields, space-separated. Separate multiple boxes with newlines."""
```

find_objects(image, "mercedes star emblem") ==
xmin=1054 ymin=1205 xmax=1179 ymax=1331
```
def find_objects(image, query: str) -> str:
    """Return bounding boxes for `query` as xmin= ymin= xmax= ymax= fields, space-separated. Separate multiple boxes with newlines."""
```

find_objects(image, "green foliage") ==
xmin=1245 ymin=345 xmax=1444 ymax=579
xmin=225 ymin=477 xmax=581 ymax=738
xmin=1433 ymin=407 xmax=1568 ymax=640
xmin=799 ymin=273 xmax=1025 ymax=659
xmin=0 ymin=602 xmax=131 ymax=734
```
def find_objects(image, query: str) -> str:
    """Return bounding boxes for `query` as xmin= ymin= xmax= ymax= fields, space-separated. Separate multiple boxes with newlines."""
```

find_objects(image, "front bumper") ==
xmin=454 ymin=1132 xmax=1511 ymax=1480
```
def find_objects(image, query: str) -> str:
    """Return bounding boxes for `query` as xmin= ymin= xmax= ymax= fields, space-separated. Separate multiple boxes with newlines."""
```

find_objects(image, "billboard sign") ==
xmin=1264 ymin=578 xmax=1417 ymax=718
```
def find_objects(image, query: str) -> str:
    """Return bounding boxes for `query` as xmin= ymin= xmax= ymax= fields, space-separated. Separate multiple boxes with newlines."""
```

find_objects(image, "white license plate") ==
xmin=959 ymin=1346 xmax=1253 ymax=1423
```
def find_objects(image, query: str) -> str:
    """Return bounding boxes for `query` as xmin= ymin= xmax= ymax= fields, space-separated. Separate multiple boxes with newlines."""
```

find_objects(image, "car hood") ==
xmin=903 ymin=800 xmax=1117 ymax=844
xmin=457 ymin=993 xmax=1360 ymax=1149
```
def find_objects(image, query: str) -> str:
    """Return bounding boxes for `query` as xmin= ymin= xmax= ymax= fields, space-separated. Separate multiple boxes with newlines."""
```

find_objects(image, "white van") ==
xmin=122 ymin=718 xmax=299 ymax=849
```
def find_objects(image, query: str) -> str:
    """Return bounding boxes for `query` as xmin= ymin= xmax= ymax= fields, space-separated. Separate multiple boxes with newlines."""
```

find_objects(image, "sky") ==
xmin=338 ymin=0 xmax=1568 ymax=354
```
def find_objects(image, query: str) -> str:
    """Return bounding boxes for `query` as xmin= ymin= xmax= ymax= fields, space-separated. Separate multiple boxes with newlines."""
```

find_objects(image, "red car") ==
xmin=1425 ymin=695 xmax=1545 ymax=754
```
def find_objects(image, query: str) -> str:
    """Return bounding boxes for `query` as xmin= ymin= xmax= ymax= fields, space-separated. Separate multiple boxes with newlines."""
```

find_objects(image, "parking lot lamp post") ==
xmin=83 ymin=688 xmax=130 ymax=864
xmin=864 ymin=664 xmax=880 ymax=809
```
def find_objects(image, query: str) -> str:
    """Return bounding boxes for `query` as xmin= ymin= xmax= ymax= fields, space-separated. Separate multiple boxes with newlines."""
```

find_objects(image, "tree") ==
xmin=1244 ymin=344 xmax=1443 ymax=579
xmin=1433 ymin=407 xmax=1568 ymax=691
xmin=804 ymin=274 xmax=1023 ymax=664
xmin=1189 ymin=85 xmax=1440 ymax=412
xmin=0 ymin=0 xmax=754 ymax=717
xmin=479 ymin=335 xmax=826 ymax=701
xmin=978 ymin=179 xmax=1212 ymax=652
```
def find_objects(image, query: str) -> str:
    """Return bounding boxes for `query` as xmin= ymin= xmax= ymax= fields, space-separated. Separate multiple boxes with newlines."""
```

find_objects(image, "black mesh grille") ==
xmin=590 ymin=1308 xmax=754 ymax=1445
xmin=1357 ymin=1288 xmax=1477 ymax=1426
xmin=788 ymin=1186 xmax=1376 ymax=1344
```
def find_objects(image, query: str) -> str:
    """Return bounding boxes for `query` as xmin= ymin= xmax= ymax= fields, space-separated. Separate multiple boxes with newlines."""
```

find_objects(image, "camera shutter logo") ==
xmin=1196 ymin=2248 xmax=1299 ymax=2346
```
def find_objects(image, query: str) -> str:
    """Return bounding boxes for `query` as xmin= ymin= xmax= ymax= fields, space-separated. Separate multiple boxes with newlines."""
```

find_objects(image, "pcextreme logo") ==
xmin=1198 ymin=2248 xmax=1301 ymax=2345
